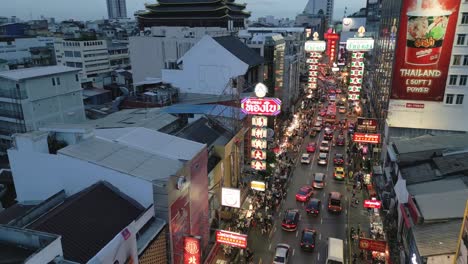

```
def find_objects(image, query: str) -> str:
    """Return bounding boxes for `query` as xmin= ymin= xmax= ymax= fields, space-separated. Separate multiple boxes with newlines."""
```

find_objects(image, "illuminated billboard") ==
xmin=391 ymin=0 xmax=461 ymax=101
xmin=216 ymin=230 xmax=248 ymax=249
xmin=221 ymin=188 xmax=241 ymax=208
xmin=183 ymin=236 xmax=201 ymax=264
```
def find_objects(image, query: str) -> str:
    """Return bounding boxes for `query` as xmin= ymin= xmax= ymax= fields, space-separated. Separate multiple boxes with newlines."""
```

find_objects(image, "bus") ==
xmin=326 ymin=237 xmax=344 ymax=264
xmin=324 ymin=105 xmax=337 ymax=125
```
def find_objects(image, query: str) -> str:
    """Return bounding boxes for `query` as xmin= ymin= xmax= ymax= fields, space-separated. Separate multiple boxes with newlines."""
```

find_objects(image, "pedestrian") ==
xmin=357 ymin=225 xmax=361 ymax=237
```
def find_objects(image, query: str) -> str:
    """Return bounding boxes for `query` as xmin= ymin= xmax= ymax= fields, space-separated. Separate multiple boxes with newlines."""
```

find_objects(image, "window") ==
xmin=73 ymin=51 xmax=81 ymax=57
xmin=464 ymin=55 xmax=468 ymax=66
xmin=460 ymin=75 xmax=468 ymax=86
xmin=66 ymin=62 xmax=75 ymax=67
xmin=449 ymin=75 xmax=458 ymax=85
xmin=52 ymin=78 xmax=56 ymax=86
xmin=456 ymin=95 xmax=464 ymax=105
xmin=453 ymin=55 xmax=461 ymax=65
xmin=462 ymin=13 xmax=468 ymax=24
xmin=75 ymin=74 xmax=79 ymax=82
xmin=75 ymin=62 xmax=83 ymax=68
xmin=56 ymin=77 xmax=60 ymax=85
xmin=64 ymin=51 xmax=73 ymax=57
xmin=457 ymin=34 xmax=466 ymax=45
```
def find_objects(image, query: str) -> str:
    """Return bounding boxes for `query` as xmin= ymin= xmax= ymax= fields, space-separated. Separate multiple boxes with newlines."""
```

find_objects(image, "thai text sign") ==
xmin=356 ymin=118 xmax=378 ymax=132
xmin=353 ymin=133 xmax=381 ymax=144
xmin=305 ymin=40 xmax=326 ymax=52
xmin=216 ymin=230 xmax=248 ymax=249
xmin=346 ymin=38 xmax=375 ymax=51
xmin=364 ymin=200 xmax=382 ymax=209
xmin=251 ymin=181 xmax=266 ymax=191
xmin=391 ymin=0 xmax=461 ymax=101
xmin=241 ymin=97 xmax=282 ymax=116
xmin=359 ymin=238 xmax=386 ymax=252
xmin=183 ymin=236 xmax=201 ymax=264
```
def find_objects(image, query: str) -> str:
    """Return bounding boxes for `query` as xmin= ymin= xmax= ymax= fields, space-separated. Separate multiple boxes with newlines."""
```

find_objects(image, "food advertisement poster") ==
xmin=391 ymin=0 xmax=461 ymax=101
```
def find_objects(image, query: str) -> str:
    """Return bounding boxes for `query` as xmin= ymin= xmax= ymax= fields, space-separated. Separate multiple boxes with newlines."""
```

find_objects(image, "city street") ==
xmin=252 ymin=107 xmax=350 ymax=264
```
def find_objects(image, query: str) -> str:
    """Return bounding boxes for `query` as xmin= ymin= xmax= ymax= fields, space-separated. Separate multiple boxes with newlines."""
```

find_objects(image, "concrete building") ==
xmin=129 ymin=26 xmax=230 ymax=82
xmin=0 ymin=66 xmax=86 ymax=154
xmin=0 ymin=37 xmax=55 ymax=66
xmin=8 ymin=126 xmax=210 ymax=264
xmin=365 ymin=0 xmax=382 ymax=38
xmin=303 ymin=0 xmax=334 ymax=26
xmin=162 ymin=35 xmax=263 ymax=96
xmin=107 ymin=0 xmax=127 ymax=19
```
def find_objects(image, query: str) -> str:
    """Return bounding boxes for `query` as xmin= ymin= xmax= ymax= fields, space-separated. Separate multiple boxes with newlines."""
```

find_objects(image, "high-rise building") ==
xmin=106 ymin=0 xmax=127 ymax=19
xmin=303 ymin=0 xmax=334 ymax=25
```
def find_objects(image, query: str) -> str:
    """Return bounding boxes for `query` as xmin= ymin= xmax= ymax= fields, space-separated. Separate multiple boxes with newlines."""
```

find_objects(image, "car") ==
xmin=281 ymin=209 xmax=300 ymax=231
xmin=328 ymin=89 xmax=336 ymax=94
xmin=301 ymin=153 xmax=311 ymax=164
xmin=273 ymin=243 xmax=291 ymax=264
xmin=338 ymin=106 xmax=347 ymax=114
xmin=300 ymin=229 xmax=317 ymax=251
xmin=313 ymin=173 xmax=326 ymax=189
xmin=306 ymin=142 xmax=317 ymax=153
xmin=328 ymin=192 xmax=343 ymax=213
xmin=337 ymin=100 xmax=344 ymax=106
xmin=324 ymin=129 xmax=333 ymax=141
xmin=296 ymin=186 xmax=314 ymax=202
xmin=317 ymin=152 xmax=328 ymax=165
xmin=336 ymin=134 xmax=345 ymax=146
xmin=319 ymin=140 xmax=330 ymax=152
xmin=334 ymin=167 xmax=345 ymax=180
xmin=319 ymin=110 xmax=327 ymax=117
xmin=333 ymin=153 xmax=345 ymax=165
xmin=320 ymin=96 xmax=326 ymax=102
xmin=305 ymin=198 xmax=321 ymax=216
xmin=313 ymin=121 xmax=322 ymax=131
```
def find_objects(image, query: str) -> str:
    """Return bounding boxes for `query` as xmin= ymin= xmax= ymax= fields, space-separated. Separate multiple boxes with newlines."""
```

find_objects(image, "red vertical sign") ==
xmin=391 ymin=0 xmax=461 ymax=101
xmin=324 ymin=32 xmax=340 ymax=65
xmin=184 ymin=236 xmax=201 ymax=264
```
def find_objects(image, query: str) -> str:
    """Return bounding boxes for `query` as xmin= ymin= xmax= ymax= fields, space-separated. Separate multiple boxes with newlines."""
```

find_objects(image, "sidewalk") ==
xmin=347 ymin=186 xmax=372 ymax=263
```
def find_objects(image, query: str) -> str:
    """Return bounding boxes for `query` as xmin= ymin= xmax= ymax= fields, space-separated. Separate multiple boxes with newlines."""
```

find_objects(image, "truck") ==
xmin=326 ymin=237 xmax=344 ymax=264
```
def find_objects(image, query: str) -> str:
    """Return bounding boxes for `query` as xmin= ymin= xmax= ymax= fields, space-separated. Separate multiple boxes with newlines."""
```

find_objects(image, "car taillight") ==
xmin=311 ymin=244 xmax=315 ymax=248
xmin=300 ymin=242 xmax=304 ymax=246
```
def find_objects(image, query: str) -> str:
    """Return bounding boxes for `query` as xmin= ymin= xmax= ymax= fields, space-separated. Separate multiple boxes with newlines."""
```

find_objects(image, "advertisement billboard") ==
xmin=221 ymin=188 xmax=241 ymax=208
xmin=353 ymin=133 xmax=381 ymax=144
xmin=241 ymin=97 xmax=282 ymax=116
xmin=183 ymin=236 xmax=201 ymax=264
xmin=251 ymin=181 xmax=266 ymax=191
xmin=391 ymin=0 xmax=461 ymax=101
xmin=216 ymin=230 xmax=248 ymax=249
xmin=364 ymin=200 xmax=382 ymax=209
xmin=356 ymin=118 xmax=378 ymax=132
xmin=359 ymin=238 xmax=387 ymax=252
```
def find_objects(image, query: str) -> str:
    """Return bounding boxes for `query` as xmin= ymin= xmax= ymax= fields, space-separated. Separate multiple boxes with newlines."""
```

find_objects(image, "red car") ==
xmin=328 ymin=89 xmax=336 ymax=94
xmin=306 ymin=142 xmax=316 ymax=153
xmin=336 ymin=89 xmax=342 ymax=94
xmin=336 ymin=135 xmax=345 ymax=146
xmin=334 ymin=153 xmax=345 ymax=165
xmin=295 ymin=186 xmax=314 ymax=202
xmin=319 ymin=110 xmax=327 ymax=117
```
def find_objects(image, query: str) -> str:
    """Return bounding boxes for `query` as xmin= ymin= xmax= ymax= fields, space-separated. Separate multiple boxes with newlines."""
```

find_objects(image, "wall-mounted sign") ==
xmin=252 ymin=116 xmax=268 ymax=127
xmin=241 ymin=97 xmax=282 ymax=116
xmin=183 ymin=236 xmax=201 ymax=264
xmin=364 ymin=199 xmax=382 ymax=209
xmin=304 ymin=40 xmax=326 ymax=52
xmin=391 ymin=0 xmax=461 ymax=101
xmin=324 ymin=32 xmax=340 ymax=64
xmin=353 ymin=133 xmax=381 ymax=144
xmin=216 ymin=230 xmax=248 ymax=249
xmin=251 ymin=127 xmax=268 ymax=138
xmin=251 ymin=138 xmax=267 ymax=149
xmin=250 ymin=181 xmax=266 ymax=191
xmin=221 ymin=188 xmax=241 ymax=208
xmin=359 ymin=238 xmax=386 ymax=252
xmin=346 ymin=38 xmax=375 ymax=51
xmin=251 ymin=160 xmax=267 ymax=170
xmin=251 ymin=149 xmax=267 ymax=160
xmin=356 ymin=118 xmax=378 ymax=133
xmin=176 ymin=176 xmax=187 ymax=190
xmin=348 ymin=93 xmax=360 ymax=101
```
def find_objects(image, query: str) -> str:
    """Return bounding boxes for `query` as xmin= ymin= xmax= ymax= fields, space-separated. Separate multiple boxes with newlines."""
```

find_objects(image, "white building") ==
xmin=0 ymin=66 xmax=86 ymax=154
xmin=162 ymin=35 xmax=264 ymax=95
xmin=129 ymin=26 xmax=231 ymax=83
xmin=0 ymin=37 xmax=55 ymax=65
xmin=55 ymin=39 xmax=129 ymax=87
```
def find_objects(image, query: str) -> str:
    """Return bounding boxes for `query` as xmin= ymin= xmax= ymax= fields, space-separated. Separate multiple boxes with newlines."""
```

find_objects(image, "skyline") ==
xmin=0 ymin=0 xmax=366 ymax=23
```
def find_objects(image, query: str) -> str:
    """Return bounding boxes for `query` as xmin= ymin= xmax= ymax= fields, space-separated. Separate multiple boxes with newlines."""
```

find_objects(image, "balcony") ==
xmin=0 ymin=109 xmax=23 ymax=119
xmin=0 ymin=89 xmax=27 ymax=100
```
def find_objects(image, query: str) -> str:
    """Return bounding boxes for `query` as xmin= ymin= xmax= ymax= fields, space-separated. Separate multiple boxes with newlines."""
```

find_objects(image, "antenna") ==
xmin=344 ymin=6 xmax=347 ymax=18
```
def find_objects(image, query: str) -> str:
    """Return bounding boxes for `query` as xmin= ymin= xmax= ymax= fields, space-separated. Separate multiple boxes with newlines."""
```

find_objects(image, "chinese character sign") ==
xmin=251 ymin=114 xmax=268 ymax=170
xmin=307 ymin=52 xmax=320 ymax=91
xmin=348 ymin=52 xmax=365 ymax=101
xmin=184 ymin=236 xmax=201 ymax=264
xmin=391 ymin=0 xmax=461 ymax=101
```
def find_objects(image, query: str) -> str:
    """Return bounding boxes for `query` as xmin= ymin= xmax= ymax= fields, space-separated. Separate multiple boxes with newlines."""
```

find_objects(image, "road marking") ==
xmin=317 ymin=253 xmax=320 ymax=261
xmin=296 ymin=230 xmax=299 ymax=237
xmin=293 ymin=249 xmax=295 ymax=256
xmin=279 ymin=212 xmax=282 ymax=217
xmin=319 ymin=233 xmax=322 ymax=240
xmin=345 ymin=209 xmax=348 ymax=215
xmin=299 ymin=214 xmax=302 ymax=221
xmin=273 ymin=226 xmax=277 ymax=233
xmin=321 ymin=218 xmax=323 ymax=224
xmin=269 ymin=243 xmax=272 ymax=251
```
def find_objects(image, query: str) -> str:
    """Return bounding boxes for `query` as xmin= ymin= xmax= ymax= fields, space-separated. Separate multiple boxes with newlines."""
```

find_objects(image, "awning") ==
xmin=387 ymin=144 xmax=398 ymax=162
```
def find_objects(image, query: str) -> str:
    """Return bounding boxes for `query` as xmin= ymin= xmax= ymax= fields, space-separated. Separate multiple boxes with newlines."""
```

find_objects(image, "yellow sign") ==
xmin=251 ymin=181 xmax=266 ymax=191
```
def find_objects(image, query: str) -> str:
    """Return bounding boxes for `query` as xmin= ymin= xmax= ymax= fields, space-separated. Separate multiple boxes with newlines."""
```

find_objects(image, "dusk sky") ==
xmin=0 ymin=0 xmax=366 ymax=22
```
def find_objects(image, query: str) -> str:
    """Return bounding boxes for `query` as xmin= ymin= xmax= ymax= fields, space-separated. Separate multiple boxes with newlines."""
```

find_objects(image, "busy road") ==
xmin=259 ymin=99 xmax=350 ymax=264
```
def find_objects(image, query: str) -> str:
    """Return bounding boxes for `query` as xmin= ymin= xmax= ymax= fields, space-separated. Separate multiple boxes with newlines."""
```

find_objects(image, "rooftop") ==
xmin=0 ymin=65 xmax=80 ymax=81
xmin=412 ymin=220 xmax=462 ymax=257
xmin=393 ymin=134 xmax=468 ymax=155
xmin=407 ymin=176 xmax=468 ymax=196
xmin=400 ymin=162 xmax=442 ymax=185
xmin=176 ymin=117 xmax=230 ymax=147
xmin=0 ymin=203 xmax=36 ymax=225
xmin=213 ymin=36 xmax=264 ymax=67
xmin=433 ymin=152 xmax=468 ymax=175
xmin=161 ymin=104 xmax=246 ymax=120
xmin=414 ymin=189 xmax=468 ymax=221
xmin=27 ymin=181 xmax=145 ymax=263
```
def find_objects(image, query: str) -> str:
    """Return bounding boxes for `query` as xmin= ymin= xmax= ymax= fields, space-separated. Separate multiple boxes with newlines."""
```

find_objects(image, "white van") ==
xmin=326 ymin=237 xmax=344 ymax=264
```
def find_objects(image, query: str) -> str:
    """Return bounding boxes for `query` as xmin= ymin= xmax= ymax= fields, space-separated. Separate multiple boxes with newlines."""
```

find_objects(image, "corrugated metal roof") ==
xmin=433 ymin=152 xmax=468 ymax=175
xmin=393 ymin=134 xmax=468 ymax=155
xmin=162 ymin=104 xmax=246 ymax=120
xmin=412 ymin=220 xmax=462 ymax=257
xmin=0 ymin=65 xmax=80 ymax=81
xmin=213 ymin=36 xmax=264 ymax=67
xmin=407 ymin=177 xmax=468 ymax=196
xmin=414 ymin=189 xmax=468 ymax=221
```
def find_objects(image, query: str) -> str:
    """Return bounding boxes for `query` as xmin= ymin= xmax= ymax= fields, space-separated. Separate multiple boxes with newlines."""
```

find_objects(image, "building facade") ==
xmin=107 ymin=0 xmax=127 ymax=19
xmin=0 ymin=66 xmax=86 ymax=154
xmin=0 ymin=37 xmax=55 ymax=66
xmin=303 ymin=0 xmax=334 ymax=26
